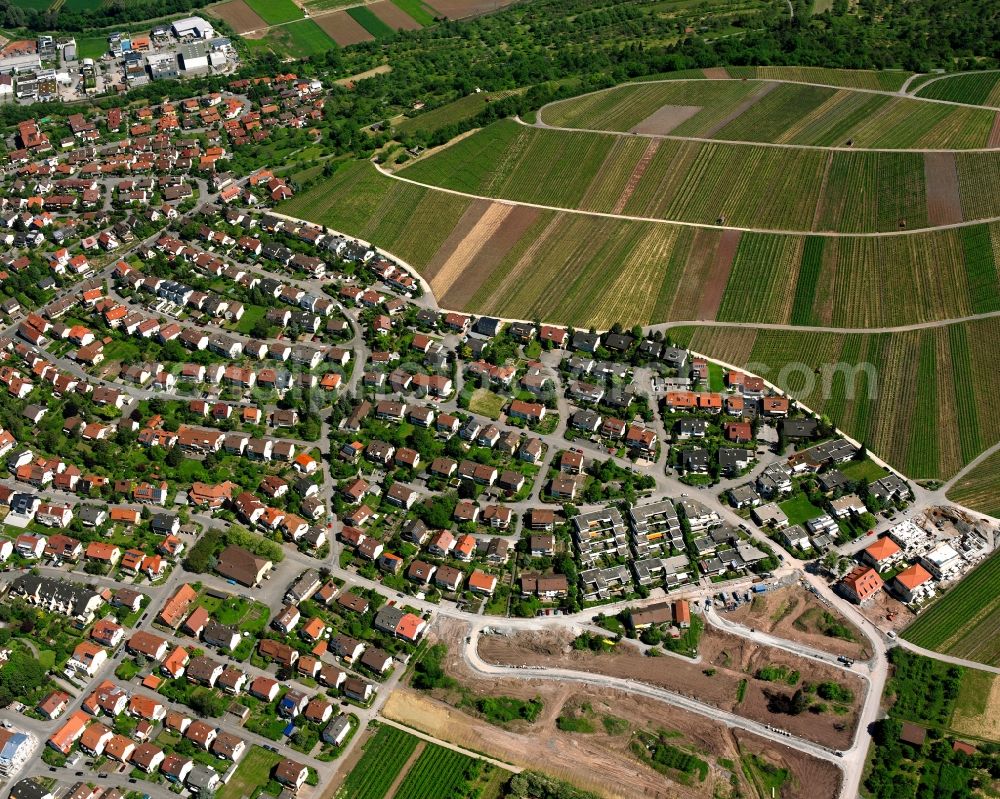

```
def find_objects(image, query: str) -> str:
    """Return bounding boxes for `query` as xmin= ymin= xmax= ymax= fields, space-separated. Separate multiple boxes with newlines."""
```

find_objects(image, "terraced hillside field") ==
xmin=402 ymin=119 xmax=1000 ymax=231
xmin=541 ymin=80 xmax=999 ymax=149
xmin=667 ymin=317 xmax=1000 ymax=480
xmin=901 ymin=550 xmax=1000 ymax=667
xmin=285 ymin=163 xmax=1000 ymax=331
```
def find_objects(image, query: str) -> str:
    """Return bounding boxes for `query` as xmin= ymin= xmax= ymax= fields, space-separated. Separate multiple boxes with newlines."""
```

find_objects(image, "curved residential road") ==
xmin=460 ymin=623 xmax=843 ymax=764
xmin=704 ymin=605 xmax=869 ymax=673
xmin=374 ymin=162 xmax=1000 ymax=238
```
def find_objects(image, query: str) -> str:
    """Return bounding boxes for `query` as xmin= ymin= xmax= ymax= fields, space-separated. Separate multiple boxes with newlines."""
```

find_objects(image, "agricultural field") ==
xmin=403 ymin=119 xmax=1000 ymax=232
xmin=541 ymin=80 xmax=762 ymax=134
xmin=283 ymin=164 xmax=1000 ymax=333
xmin=393 ymin=742 xmax=490 ymax=799
xmin=255 ymin=19 xmax=337 ymax=56
xmin=209 ymin=0 xmax=267 ymax=34
xmin=915 ymin=71 xmax=1000 ymax=108
xmin=338 ymin=725 xmax=420 ymax=799
xmin=243 ymin=0 xmax=303 ymax=24
xmin=281 ymin=160 xmax=473 ymax=271
xmin=724 ymin=65 xmax=913 ymax=91
xmin=541 ymin=80 xmax=999 ymax=149
xmin=347 ymin=5 xmax=398 ymax=37
xmin=423 ymin=0 xmax=521 ymax=19
xmin=901 ymin=550 xmax=1000 ymax=667
xmin=314 ymin=10 xmax=375 ymax=45
xmin=391 ymin=0 xmax=437 ymax=25
xmin=670 ymin=317 xmax=1000 ymax=480
xmin=950 ymin=669 xmax=1000 ymax=742
xmin=955 ymin=153 xmax=1000 ymax=222
xmin=946 ymin=449 xmax=1000 ymax=517
xmin=368 ymin=0 xmax=424 ymax=30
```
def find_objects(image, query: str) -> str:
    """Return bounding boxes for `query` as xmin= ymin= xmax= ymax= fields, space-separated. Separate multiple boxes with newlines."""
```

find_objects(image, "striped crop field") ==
xmin=403 ymin=120 xmax=1000 ymax=232
xmin=956 ymin=154 xmax=1000 ymax=221
xmin=915 ymin=71 xmax=1000 ymax=108
xmin=710 ymin=82 xmax=837 ymax=142
xmin=715 ymin=234 xmax=803 ymax=323
xmin=392 ymin=742 xmax=487 ymax=799
xmin=283 ymin=164 xmax=1000 ymax=331
xmin=902 ymin=550 xmax=1000 ymax=666
xmin=724 ymin=66 xmax=913 ymax=91
xmin=947 ymin=450 xmax=1000 ymax=518
xmin=338 ymin=726 xmax=420 ymax=799
xmin=541 ymin=80 xmax=762 ymax=134
xmin=674 ymin=317 xmax=1000 ymax=480
xmin=814 ymin=151 xmax=928 ymax=232
xmin=542 ymin=81 xmax=998 ymax=148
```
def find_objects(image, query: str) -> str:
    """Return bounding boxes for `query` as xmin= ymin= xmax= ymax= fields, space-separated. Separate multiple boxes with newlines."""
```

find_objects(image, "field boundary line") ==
xmin=529 ymin=116 xmax=1000 ymax=154
xmin=378 ymin=161 xmax=1000 ymax=238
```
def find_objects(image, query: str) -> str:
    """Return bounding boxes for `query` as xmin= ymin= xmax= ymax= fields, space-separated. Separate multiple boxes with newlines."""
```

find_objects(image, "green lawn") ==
xmin=838 ymin=457 xmax=888 ymax=484
xmin=468 ymin=389 xmax=507 ymax=420
xmin=234 ymin=305 xmax=267 ymax=334
xmin=707 ymin=362 xmax=725 ymax=392
xmin=778 ymin=494 xmax=825 ymax=526
xmin=347 ymin=5 xmax=396 ymax=37
xmin=244 ymin=0 xmax=304 ymax=24
xmin=216 ymin=746 xmax=282 ymax=799
xmin=282 ymin=19 xmax=338 ymax=55
xmin=76 ymin=36 xmax=109 ymax=60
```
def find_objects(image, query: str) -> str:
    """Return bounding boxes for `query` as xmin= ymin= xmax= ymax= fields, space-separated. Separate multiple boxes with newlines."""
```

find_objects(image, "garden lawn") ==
xmin=838 ymin=458 xmax=888 ymax=484
xmin=468 ymin=389 xmax=507 ymax=419
xmin=216 ymin=746 xmax=282 ymax=799
xmin=235 ymin=304 xmax=267 ymax=334
xmin=778 ymin=494 xmax=825 ymax=526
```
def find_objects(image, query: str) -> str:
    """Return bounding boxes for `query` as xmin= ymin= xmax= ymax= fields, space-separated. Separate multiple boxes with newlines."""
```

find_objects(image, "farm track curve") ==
xmin=375 ymin=161 xmax=1000 ymax=239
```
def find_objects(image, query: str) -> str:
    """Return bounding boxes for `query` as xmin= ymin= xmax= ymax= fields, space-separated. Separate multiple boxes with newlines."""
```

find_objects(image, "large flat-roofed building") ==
xmin=629 ymin=499 xmax=682 ymax=556
xmin=919 ymin=542 xmax=963 ymax=579
xmin=172 ymin=16 xmax=215 ymax=39
xmin=179 ymin=43 xmax=209 ymax=72
xmin=147 ymin=53 xmax=178 ymax=80
xmin=573 ymin=507 xmax=628 ymax=566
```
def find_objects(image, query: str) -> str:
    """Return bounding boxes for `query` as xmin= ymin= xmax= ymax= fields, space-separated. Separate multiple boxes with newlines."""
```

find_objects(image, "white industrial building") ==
xmin=179 ymin=43 xmax=209 ymax=72
xmin=172 ymin=16 xmax=215 ymax=39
